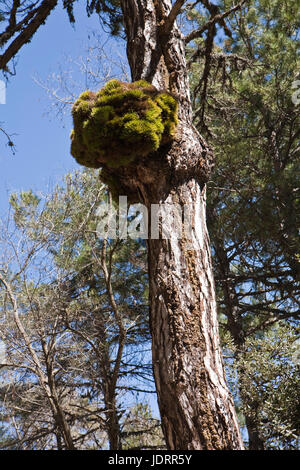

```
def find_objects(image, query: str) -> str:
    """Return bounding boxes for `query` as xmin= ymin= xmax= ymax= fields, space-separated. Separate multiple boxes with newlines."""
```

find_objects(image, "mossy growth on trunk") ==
xmin=70 ymin=79 xmax=178 ymax=171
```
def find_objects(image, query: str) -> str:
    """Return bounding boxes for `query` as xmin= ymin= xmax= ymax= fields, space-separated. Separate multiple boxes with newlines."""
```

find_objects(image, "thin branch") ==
xmin=0 ymin=0 xmax=58 ymax=73
xmin=0 ymin=126 xmax=16 ymax=154
xmin=0 ymin=362 xmax=37 ymax=374
xmin=184 ymin=0 xmax=246 ymax=44
xmin=162 ymin=0 xmax=186 ymax=36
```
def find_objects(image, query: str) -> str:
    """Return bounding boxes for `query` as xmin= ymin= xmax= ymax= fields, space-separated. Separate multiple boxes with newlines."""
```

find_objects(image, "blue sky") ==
xmin=0 ymin=2 xmax=125 ymax=215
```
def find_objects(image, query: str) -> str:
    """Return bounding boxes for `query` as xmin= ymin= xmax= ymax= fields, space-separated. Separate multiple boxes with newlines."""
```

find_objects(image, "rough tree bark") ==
xmin=108 ymin=0 xmax=244 ymax=449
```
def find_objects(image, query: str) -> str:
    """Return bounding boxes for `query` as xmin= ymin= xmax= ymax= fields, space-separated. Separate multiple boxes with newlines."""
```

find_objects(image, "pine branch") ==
xmin=185 ymin=0 xmax=247 ymax=44
xmin=0 ymin=0 xmax=58 ymax=73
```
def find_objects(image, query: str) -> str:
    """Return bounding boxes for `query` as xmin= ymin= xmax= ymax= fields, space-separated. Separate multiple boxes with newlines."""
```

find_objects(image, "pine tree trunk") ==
xmin=145 ymin=182 xmax=243 ymax=449
xmin=105 ymin=392 xmax=122 ymax=450
xmin=119 ymin=0 xmax=244 ymax=449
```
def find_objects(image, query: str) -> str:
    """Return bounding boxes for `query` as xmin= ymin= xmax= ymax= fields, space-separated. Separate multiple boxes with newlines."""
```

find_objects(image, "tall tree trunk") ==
xmin=47 ymin=377 xmax=76 ymax=450
xmin=104 ymin=391 xmax=122 ymax=450
xmin=96 ymin=315 xmax=122 ymax=450
xmin=146 ymin=182 xmax=243 ymax=449
xmin=118 ymin=0 xmax=244 ymax=449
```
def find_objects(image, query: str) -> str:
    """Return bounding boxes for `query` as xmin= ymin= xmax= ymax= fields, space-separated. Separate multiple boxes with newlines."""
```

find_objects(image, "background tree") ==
xmin=187 ymin=0 xmax=300 ymax=449
xmin=121 ymin=404 xmax=165 ymax=450
xmin=227 ymin=323 xmax=300 ymax=450
xmin=0 ymin=169 xmax=157 ymax=450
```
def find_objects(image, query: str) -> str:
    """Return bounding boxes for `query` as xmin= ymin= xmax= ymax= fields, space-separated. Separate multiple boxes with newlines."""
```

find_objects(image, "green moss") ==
xmin=123 ymin=112 xmax=140 ymax=122
xmin=144 ymin=101 xmax=162 ymax=121
xmin=97 ymin=79 xmax=122 ymax=96
xmin=134 ymin=80 xmax=156 ymax=90
xmin=70 ymin=79 xmax=178 ymax=170
xmin=91 ymin=105 xmax=114 ymax=124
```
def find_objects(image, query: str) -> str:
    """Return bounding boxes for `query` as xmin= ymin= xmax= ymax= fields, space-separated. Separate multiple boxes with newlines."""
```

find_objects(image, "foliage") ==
xmin=121 ymin=404 xmax=165 ymax=450
xmin=227 ymin=324 xmax=300 ymax=449
xmin=0 ymin=169 xmax=156 ymax=449
xmin=64 ymin=0 xmax=122 ymax=34
xmin=0 ymin=1 xmax=123 ymax=75
xmin=70 ymin=79 xmax=178 ymax=170
xmin=188 ymin=0 xmax=300 ymax=449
